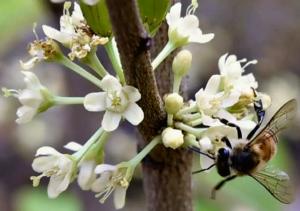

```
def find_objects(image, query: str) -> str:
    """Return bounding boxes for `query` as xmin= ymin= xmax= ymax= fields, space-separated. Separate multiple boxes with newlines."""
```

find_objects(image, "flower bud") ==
xmin=162 ymin=127 xmax=184 ymax=149
xmin=172 ymin=50 xmax=192 ymax=77
xmin=199 ymin=137 xmax=213 ymax=152
xmin=164 ymin=93 xmax=184 ymax=114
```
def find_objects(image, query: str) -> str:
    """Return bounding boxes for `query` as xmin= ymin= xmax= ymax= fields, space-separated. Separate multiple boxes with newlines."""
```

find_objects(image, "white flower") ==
xmin=20 ymin=39 xmax=59 ymax=70
xmin=92 ymin=163 xmax=133 ymax=209
xmin=43 ymin=2 xmax=108 ymax=60
xmin=195 ymin=75 xmax=240 ymax=115
xmin=31 ymin=146 xmax=75 ymax=198
xmin=166 ymin=3 xmax=214 ymax=47
xmin=3 ymin=71 xmax=52 ymax=124
xmin=218 ymin=53 xmax=258 ymax=95
xmin=64 ymin=141 xmax=98 ymax=191
xmin=84 ymin=75 xmax=144 ymax=131
xmin=162 ymin=127 xmax=184 ymax=149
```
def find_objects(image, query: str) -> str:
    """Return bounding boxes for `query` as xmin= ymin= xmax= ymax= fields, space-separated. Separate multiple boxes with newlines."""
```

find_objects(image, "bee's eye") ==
xmin=218 ymin=148 xmax=230 ymax=158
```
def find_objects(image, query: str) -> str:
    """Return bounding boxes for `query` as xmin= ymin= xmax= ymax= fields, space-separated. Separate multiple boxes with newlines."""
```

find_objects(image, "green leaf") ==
xmin=79 ymin=0 xmax=112 ymax=37
xmin=137 ymin=0 xmax=171 ymax=36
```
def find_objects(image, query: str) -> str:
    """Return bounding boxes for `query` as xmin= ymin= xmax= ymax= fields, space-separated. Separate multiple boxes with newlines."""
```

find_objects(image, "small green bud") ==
xmin=164 ymin=93 xmax=184 ymax=114
xmin=172 ymin=50 xmax=192 ymax=77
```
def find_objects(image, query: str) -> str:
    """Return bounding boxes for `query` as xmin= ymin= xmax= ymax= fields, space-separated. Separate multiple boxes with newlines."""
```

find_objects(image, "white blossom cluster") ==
xmin=3 ymin=1 xmax=273 ymax=210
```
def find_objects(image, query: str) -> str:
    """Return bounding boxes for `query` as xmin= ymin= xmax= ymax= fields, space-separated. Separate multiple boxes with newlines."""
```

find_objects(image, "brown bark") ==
xmin=105 ymin=1 xmax=193 ymax=210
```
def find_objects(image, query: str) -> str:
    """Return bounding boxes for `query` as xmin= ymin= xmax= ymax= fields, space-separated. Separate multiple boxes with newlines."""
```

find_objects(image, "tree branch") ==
xmin=106 ymin=1 xmax=193 ymax=210
xmin=105 ymin=0 xmax=165 ymax=139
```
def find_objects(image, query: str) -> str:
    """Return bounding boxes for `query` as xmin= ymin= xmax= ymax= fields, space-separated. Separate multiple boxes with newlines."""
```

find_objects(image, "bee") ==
xmin=191 ymin=98 xmax=297 ymax=204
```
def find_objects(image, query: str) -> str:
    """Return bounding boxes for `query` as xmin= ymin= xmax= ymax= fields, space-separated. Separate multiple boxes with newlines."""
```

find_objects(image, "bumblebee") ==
xmin=192 ymin=97 xmax=297 ymax=204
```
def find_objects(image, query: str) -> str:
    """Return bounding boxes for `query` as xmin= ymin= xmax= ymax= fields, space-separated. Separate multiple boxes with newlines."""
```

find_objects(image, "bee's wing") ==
xmin=247 ymin=99 xmax=297 ymax=146
xmin=250 ymin=165 xmax=294 ymax=204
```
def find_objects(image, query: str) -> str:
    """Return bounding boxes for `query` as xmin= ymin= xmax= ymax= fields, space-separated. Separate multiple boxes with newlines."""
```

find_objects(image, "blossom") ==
xmin=218 ymin=53 xmax=258 ymax=95
xmin=64 ymin=141 xmax=98 ymax=190
xmin=43 ymin=2 xmax=108 ymax=60
xmin=84 ymin=75 xmax=144 ymax=131
xmin=195 ymin=75 xmax=240 ymax=115
xmin=20 ymin=39 xmax=59 ymax=70
xmin=166 ymin=3 xmax=214 ymax=47
xmin=31 ymin=146 xmax=75 ymax=198
xmin=3 ymin=71 xmax=53 ymax=124
xmin=162 ymin=127 xmax=184 ymax=149
xmin=92 ymin=163 xmax=133 ymax=209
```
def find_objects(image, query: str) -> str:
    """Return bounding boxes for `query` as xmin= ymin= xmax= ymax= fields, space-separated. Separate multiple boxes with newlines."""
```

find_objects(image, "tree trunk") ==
xmin=105 ymin=1 xmax=193 ymax=210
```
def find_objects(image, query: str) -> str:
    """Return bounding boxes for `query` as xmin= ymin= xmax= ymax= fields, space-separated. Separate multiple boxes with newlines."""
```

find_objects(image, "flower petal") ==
xmin=82 ymin=0 xmax=99 ymax=6
xmin=32 ymin=156 xmax=57 ymax=173
xmin=18 ymin=89 xmax=42 ymax=107
xmin=122 ymin=86 xmax=141 ymax=102
xmin=20 ymin=57 xmax=40 ymax=70
xmin=36 ymin=146 xmax=61 ymax=156
xmin=64 ymin=142 xmax=83 ymax=151
xmin=84 ymin=92 xmax=106 ymax=112
xmin=48 ymin=173 xmax=71 ymax=198
xmin=102 ymin=111 xmax=122 ymax=131
xmin=113 ymin=187 xmax=127 ymax=209
xmin=166 ymin=3 xmax=182 ymax=27
xmin=94 ymin=164 xmax=117 ymax=174
xmin=42 ymin=25 xmax=72 ymax=46
xmin=205 ymin=75 xmax=221 ymax=94
xmin=178 ymin=15 xmax=199 ymax=37
xmin=91 ymin=171 xmax=111 ymax=192
xmin=16 ymin=106 xmax=37 ymax=124
xmin=21 ymin=71 xmax=42 ymax=90
xmin=100 ymin=75 xmax=122 ymax=93
xmin=123 ymin=103 xmax=144 ymax=125
xmin=78 ymin=161 xmax=96 ymax=190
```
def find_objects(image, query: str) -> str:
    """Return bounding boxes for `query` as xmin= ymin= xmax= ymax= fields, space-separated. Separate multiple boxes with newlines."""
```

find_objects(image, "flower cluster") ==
xmin=3 ymin=1 xmax=275 ymax=210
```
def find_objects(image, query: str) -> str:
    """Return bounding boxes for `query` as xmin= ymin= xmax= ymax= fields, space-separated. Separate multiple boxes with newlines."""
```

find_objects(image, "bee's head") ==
xmin=218 ymin=148 xmax=230 ymax=159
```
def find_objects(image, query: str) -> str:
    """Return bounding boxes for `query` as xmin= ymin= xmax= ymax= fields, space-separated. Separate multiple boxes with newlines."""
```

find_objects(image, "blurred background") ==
xmin=0 ymin=0 xmax=300 ymax=211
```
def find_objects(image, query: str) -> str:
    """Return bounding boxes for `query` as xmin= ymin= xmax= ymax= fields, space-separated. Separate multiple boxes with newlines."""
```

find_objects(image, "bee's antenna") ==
xmin=188 ymin=146 xmax=215 ymax=159
xmin=192 ymin=164 xmax=215 ymax=174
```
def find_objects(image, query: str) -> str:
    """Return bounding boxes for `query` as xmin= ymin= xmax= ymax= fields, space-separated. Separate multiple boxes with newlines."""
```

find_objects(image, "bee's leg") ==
xmin=188 ymin=146 xmax=215 ymax=159
xmin=246 ymin=89 xmax=266 ymax=140
xmin=193 ymin=163 xmax=215 ymax=174
xmin=221 ymin=136 xmax=232 ymax=149
xmin=211 ymin=175 xmax=237 ymax=199
xmin=215 ymin=118 xmax=242 ymax=139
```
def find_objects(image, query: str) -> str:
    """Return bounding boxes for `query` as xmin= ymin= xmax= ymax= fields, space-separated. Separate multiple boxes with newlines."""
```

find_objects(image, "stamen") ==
xmin=243 ymin=59 xmax=258 ymax=69
xmin=32 ymin=22 xmax=39 ymax=41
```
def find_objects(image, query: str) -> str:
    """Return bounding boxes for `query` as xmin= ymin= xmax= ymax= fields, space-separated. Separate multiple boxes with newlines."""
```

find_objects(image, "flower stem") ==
xmin=181 ymin=113 xmax=201 ymax=122
xmin=187 ymin=118 xmax=202 ymax=127
xmin=83 ymin=51 xmax=108 ymax=78
xmin=173 ymin=75 xmax=181 ymax=93
xmin=167 ymin=114 xmax=174 ymax=126
xmin=53 ymin=96 xmax=84 ymax=105
xmin=174 ymin=122 xmax=205 ymax=137
xmin=73 ymin=127 xmax=106 ymax=160
xmin=57 ymin=55 xmax=102 ymax=88
xmin=152 ymin=41 xmax=176 ymax=71
xmin=129 ymin=136 xmax=161 ymax=167
xmin=175 ymin=103 xmax=198 ymax=118
xmin=105 ymin=39 xmax=125 ymax=85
